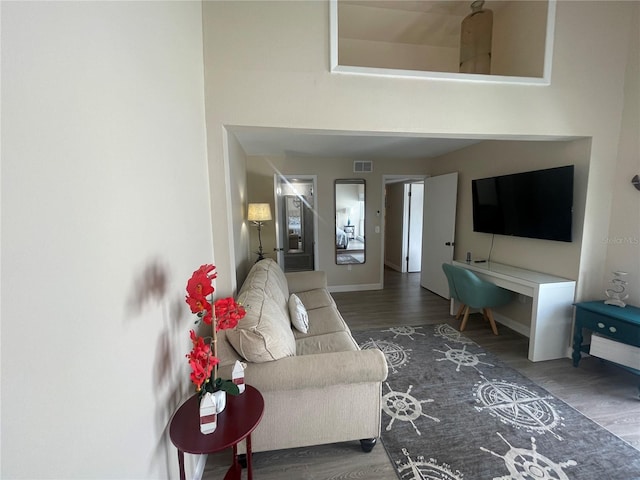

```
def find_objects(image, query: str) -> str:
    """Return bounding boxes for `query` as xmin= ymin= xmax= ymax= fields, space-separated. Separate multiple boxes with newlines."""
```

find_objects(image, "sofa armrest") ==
xmin=217 ymin=348 xmax=388 ymax=393
xmin=285 ymin=271 xmax=327 ymax=293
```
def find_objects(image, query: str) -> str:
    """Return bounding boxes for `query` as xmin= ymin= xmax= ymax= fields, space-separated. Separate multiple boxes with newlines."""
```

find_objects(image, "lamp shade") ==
xmin=247 ymin=203 xmax=272 ymax=222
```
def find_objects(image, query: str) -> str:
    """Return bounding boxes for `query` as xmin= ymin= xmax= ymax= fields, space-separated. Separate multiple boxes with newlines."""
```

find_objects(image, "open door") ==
xmin=420 ymin=172 xmax=458 ymax=298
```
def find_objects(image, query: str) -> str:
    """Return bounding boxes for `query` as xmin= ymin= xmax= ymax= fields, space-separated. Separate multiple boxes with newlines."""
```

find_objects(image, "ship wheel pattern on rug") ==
xmin=396 ymin=448 xmax=464 ymax=480
xmin=360 ymin=338 xmax=411 ymax=374
xmin=352 ymin=324 xmax=639 ymax=480
xmin=473 ymin=377 xmax=565 ymax=440
xmin=434 ymin=343 xmax=495 ymax=373
xmin=382 ymin=382 xmax=440 ymax=435
xmin=383 ymin=325 xmax=427 ymax=340
xmin=481 ymin=433 xmax=577 ymax=480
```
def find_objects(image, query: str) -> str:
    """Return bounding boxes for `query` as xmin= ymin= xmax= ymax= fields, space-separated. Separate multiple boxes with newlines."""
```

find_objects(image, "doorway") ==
xmin=382 ymin=174 xmax=457 ymax=293
xmin=274 ymin=175 xmax=318 ymax=272
xmin=382 ymin=176 xmax=426 ymax=277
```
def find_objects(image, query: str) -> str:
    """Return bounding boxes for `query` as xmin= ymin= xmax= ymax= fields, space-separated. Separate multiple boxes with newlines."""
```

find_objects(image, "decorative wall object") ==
xmin=460 ymin=0 xmax=493 ymax=74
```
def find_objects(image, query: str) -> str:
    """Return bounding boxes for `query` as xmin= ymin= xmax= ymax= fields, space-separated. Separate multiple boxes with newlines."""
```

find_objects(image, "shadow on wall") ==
xmin=126 ymin=259 xmax=190 ymax=478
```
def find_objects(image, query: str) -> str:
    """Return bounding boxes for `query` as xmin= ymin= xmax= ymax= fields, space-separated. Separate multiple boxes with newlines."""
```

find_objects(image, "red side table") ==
xmin=169 ymin=385 xmax=264 ymax=480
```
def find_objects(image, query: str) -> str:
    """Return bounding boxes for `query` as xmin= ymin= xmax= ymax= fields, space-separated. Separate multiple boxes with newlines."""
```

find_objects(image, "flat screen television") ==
xmin=472 ymin=165 xmax=574 ymax=242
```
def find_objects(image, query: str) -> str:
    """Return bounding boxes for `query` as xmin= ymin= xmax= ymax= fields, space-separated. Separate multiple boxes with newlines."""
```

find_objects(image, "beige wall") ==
xmin=245 ymin=156 xmax=429 ymax=289
xmin=428 ymin=139 xmax=590 ymax=280
xmin=204 ymin=0 xmax=635 ymax=303
xmin=2 ymin=2 xmax=210 ymax=478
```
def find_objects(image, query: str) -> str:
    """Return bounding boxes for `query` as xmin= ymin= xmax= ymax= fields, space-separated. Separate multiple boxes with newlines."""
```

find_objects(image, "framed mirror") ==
xmin=335 ymin=179 xmax=365 ymax=265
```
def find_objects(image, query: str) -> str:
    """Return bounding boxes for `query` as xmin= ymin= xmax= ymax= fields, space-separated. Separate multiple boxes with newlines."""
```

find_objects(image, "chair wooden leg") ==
xmin=460 ymin=306 xmax=471 ymax=331
xmin=455 ymin=303 xmax=465 ymax=320
xmin=485 ymin=308 xmax=499 ymax=335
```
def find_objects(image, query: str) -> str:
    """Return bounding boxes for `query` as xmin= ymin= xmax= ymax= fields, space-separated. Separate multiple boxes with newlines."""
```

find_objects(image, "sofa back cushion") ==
xmin=226 ymin=287 xmax=296 ymax=363
xmin=239 ymin=259 xmax=290 ymax=321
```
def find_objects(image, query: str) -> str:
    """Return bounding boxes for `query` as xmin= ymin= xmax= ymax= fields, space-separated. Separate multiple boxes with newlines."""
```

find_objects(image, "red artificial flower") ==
xmin=186 ymin=330 xmax=218 ymax=390
xmin=214 ymin=297 xmax=246 ymax=332
xmin=186 ymin=264 xmax=216 ymax=299
xmin=185 ymin=295 xmax=212 ymax=316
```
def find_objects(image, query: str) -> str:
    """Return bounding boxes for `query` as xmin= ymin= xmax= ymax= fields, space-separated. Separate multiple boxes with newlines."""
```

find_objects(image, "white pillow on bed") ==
xmin=288 ymin=293 xmax=309 ymax=333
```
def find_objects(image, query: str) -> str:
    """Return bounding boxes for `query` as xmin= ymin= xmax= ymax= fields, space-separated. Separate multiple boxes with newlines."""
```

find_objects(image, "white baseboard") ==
xmin=328 ymin=283 xmax=382 ymax=293
xmin=384 ymin=261 xmax=402 ymax=272
xmin=192 ymin=454 xmax=207 ymax=480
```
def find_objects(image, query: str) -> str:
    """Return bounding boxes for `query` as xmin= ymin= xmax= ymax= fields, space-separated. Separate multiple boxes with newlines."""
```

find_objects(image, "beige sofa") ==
xmin=217 ymin=259 xmax=388 ymax=454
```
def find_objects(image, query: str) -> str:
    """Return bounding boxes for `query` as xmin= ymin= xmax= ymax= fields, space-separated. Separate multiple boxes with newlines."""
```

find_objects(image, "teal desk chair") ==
xmin=442 ymin=263 xmax=466 ymax=320
xmin=445 ymin=263 xmax=514 ymax=335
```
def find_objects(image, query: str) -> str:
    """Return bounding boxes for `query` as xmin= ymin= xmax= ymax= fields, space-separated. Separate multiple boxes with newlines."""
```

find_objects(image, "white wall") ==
xmin=204 ymin=0 xmax=634 ymax=302
xmin=2 ymin=2 xmax=211 ymax=478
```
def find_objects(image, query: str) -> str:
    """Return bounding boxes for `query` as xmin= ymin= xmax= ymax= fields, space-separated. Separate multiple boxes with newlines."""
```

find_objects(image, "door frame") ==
xmin=381 ymin=175 xmax=427 ymax=287
xmin=274 ymin=174 xmax=319 ymax=271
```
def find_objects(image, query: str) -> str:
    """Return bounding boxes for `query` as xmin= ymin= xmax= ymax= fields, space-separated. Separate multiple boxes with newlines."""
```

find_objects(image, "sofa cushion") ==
xmin=288 ymin=294 xmax=309 ymax=333
xmin=226 ymin=288 xmax=296 ymax=363
xmin=239 ymin=259 xmax=290 ymax=321
xmin=293 ymin=305 xmax=350 ymax=339
xmin=295 ymin=331 xmax=360 ymax=356
xmin=215 ymin=329 xmax=243 ymax=367
xmin=294 ymin=288 xmax=336 ymax=311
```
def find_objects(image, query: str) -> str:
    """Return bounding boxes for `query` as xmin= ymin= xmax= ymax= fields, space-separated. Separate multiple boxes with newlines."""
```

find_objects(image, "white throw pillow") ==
xmin=288 ymin=293 xmax=309 ymax=334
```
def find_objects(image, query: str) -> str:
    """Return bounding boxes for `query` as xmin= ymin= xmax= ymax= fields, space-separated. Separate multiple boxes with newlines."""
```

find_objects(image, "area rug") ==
xmin=353 ymin=324 xmax=640 ymax=480
xmin=336 ymin=254 xmax=360 ymax=264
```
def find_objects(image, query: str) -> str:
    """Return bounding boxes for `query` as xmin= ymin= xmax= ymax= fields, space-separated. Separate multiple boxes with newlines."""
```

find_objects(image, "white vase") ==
xmin=213 ymin=390 xmax=226 ymax=413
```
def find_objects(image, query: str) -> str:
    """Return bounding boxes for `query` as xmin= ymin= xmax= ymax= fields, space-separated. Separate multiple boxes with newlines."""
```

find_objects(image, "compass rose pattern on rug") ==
xmin=396 ymin=448 xmax=464 ymax=480
xmin=352 ymin=324 xmax=640 ymax=480
xmin=433 ymin=323 xmax=479 ymax=346
xmin=474 ymin=377 xmax=565 ymax=440
xmin=360 ymin=338 xmax=411 ymax=374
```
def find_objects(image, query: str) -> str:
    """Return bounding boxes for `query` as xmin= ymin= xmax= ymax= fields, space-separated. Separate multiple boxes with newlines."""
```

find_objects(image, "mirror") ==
xmin=335 ymin=179 xmax=365 ymax=265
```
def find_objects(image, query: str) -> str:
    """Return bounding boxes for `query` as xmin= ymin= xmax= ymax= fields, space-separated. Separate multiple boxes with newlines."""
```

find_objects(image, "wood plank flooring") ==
xmin=203 ymin=268 xmax=640 ymax=479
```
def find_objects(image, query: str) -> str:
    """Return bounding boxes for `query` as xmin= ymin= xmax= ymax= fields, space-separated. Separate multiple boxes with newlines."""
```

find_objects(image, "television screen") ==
xmin=472 ymin=165 xmax=574 ymax=242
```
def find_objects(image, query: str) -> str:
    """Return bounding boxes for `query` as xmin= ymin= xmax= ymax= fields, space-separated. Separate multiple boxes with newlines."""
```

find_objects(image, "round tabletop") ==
xmin=169 ymin=385 xmax=264 ymax=454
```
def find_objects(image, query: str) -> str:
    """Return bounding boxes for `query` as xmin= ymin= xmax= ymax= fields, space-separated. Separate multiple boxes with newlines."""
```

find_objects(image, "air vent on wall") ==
xmin=354 ymin=160 xmax=373 ymax=173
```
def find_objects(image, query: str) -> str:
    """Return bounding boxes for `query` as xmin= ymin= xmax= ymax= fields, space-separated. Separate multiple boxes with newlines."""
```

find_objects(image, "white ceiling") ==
xmin=229 ymin=127 xmax=485 ymax=161
xmin=228 ymin=127 xmax=579 ymax=162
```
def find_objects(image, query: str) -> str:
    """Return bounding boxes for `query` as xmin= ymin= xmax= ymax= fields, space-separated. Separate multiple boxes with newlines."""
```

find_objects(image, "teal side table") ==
xmin=572 ymin=301 xmax=640 ymax=395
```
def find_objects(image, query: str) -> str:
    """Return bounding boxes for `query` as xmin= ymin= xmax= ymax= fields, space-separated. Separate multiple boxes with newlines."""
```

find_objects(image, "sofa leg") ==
xmin=360 ymin=438 xmax=377 ymax=453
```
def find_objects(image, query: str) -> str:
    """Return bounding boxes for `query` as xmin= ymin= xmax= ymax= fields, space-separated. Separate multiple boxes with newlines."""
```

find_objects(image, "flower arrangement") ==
xmin=185 ymin=264 xmax=246 ymax=396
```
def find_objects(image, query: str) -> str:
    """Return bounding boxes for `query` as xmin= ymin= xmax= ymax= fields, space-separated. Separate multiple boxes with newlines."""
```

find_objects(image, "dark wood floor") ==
xmin=203 ymin=268 xmax=640 ymax=479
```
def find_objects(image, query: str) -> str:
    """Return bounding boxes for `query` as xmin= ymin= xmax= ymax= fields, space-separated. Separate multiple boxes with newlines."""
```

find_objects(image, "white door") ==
xmin=406 ymin=183 xmax=424 ymax=272
xmin=420 ymin=172 xmax=458 ymax=298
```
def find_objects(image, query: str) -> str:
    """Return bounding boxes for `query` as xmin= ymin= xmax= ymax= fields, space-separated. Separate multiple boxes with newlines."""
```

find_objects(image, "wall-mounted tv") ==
xmin=472 ymin=165 xmax=574 ymax=242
